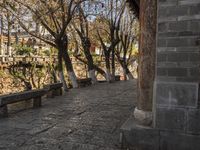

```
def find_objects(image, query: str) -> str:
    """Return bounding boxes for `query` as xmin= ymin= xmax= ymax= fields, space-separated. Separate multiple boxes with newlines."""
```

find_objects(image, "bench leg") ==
xmin=0 ymin=105 xmax=8 ymax=117
xmin=33 ymin=97 xmax=41 ymax=108
xmin=47 ymin=91 xmax=54 ymax=98
xmin=54 ymin=88 xmax=62 ymax=96
xmin=59 ymin=88 xmax=63 ymax=95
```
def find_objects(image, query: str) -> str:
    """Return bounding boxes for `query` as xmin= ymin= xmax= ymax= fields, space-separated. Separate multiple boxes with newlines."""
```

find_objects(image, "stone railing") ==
xmin=0 ymin=55 xmax=57 ymax=64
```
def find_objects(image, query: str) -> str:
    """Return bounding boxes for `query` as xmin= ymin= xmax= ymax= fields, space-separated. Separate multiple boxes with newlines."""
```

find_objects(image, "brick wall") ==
xmin=154 ymin=0 xmax=200 ymax=135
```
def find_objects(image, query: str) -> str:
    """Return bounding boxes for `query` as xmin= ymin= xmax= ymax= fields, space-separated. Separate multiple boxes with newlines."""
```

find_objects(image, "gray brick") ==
xmin=189 ymin=68 xmax=200 ymax=77
xmin=166 ymin=37 xmax=197 ymax=47
xmin=178 ymin=31 xmax=200 ymax=36
xmin=167 ymin=68 xmax=188 ymax=77
xmin=160 ymin=131 xmax=200 ymax=150
xmin=158 ymin=39 xmax=167 ymax=47
xmin=190 ymin=20 xmax=200 ymax=32
xmin=156 ymin=82 xmax=198 ymax=108
xmin=158 ymin=22 xmax=168 ymax=32
xmin=179 ymin=0 xmax=200 ymax=6
xmin=196 ymin=37 xmax=200 ymax=46
xmin=159 ymin=6 xmax=189 ymax=18
xmin=168 ymin=21 xmax=188 ymax=32
xmin=176 ymin=77 xmax=200 ymax=82
xmin=157 ymin=68 xmax=168 ymax=76
xmin=189 ymin=4 xmax=200 ymax=15
xmin=177 ymin=62 xmax=199 ymax=68
xmin=176 ymin=47 xmax=199 ymax=52
xmin=157 ymin=62 xmax=177 ymax=68
xmin=168 ymin=52 xmax=188 ymax=62
xmin=159 ymin=31 xmax=200 ymax=38
xmin=178 ymin=14 xmax=200 ymax=21
xmin=156 ymin=107 xmax=186 ymax=131
xmin=189 ymin=53 xmax=200 ymax=62
xmin=159 ymin=1 xmax=177 ymax=7
xmin=187 ymin=109 xmax=200 ymax=134
xmin=158 ymin=32 xmax=178 ymax=38
xmin=157 ymin=53 xmax=168 ymax=62
xmin=167 ymin=38 xmax=188 ymax=47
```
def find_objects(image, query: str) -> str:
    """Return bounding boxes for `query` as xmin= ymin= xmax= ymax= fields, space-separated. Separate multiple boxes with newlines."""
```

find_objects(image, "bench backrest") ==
xmin=43 ymin=82 xmax=63 ymax=91
xmin=0 ymin=89 xmax=46 ymax=106
xmin=77 ymin=78 xmax=92 ymax=83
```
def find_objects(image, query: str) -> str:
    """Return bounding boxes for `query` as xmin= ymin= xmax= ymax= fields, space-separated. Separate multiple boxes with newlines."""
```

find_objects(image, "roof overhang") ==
xmin=126 ymin=0 xmax=140 ymax=18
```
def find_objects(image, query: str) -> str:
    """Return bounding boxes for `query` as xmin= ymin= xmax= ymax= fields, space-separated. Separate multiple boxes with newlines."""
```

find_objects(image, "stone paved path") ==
xmin=0 ymin=80 xmax=137 ymax=150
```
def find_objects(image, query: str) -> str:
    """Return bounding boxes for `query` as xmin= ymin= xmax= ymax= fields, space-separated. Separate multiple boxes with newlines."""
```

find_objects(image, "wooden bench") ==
xmin=98 ymin=80 xmax=107 ymax=83
xmin=0 ymin=89 xmax=46 ymax=117
xmin=44 ymin=82 xmax=63 ymax=98
xmin=77 ymin=78 xmax=92 ymax=87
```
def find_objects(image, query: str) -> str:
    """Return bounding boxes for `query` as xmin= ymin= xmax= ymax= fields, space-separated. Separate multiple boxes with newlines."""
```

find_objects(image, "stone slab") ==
xmin=160 ymin=131 xmax=200 ymax=150
xmin=156 ymin=81 xmax=199 ymax=108
xmin=155 ymin=107 xmax=186 ymax=131
xmin=120 ymin=117 xmax=159 ymax=150
xmin=187 ymin=109 xmax=200 ymax=134
xmin=120 ymin=117 xmax=200 ymax=150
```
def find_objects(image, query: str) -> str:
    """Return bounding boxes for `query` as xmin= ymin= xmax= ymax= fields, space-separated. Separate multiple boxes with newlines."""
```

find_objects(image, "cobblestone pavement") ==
xmin=0 ymin=80 xmax=137 ymax=150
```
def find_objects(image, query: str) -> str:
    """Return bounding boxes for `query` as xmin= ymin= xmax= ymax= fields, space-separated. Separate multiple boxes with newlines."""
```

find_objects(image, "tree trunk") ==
xmin=122 ymin=64 xmax=134 ymax=80
xmin=82 ymin=38 xmax=97 ymax=84
xmin=58 ymin=71 xmax=68 ymax=91
xmin=126 ymin=66 xmax=134 ymax=80
xmin=111 ymin=48 xmax=115 ymax=81
xmin=104 ymin=51 xmax=112 ymax=82
xmin=6 ymin=12 xmax=11 ymax=56
xmin=123 ymin=68 xmax=127 ymax=81
xmin=0 ymin=16 xmax=3 ymax=55
xmin=56 ymin=35 xmax=78 ymax=88
xmin=116 ymin=54 xmax=133 ymax=81
xmin=74 ymin=55 xmax=107 ymax=79
xmin=137 ymin=0 xmax=157 ymax=111
xmin=7 ymin=22 xmax=11 ymax=56
xmin=50 ymin=64 xmax=58 ymax=83
xmin=62 ymin=45 xmax=78 ymax=88
xmin=57 ymin=49 xmax=68 ymax=91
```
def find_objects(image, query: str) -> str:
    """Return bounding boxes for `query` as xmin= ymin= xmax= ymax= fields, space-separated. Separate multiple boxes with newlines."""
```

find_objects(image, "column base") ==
xmin=120 ymin=117 xmax=159 ymax=150
xmin=133 ymin=107 xmax=153 ymax=126
xmin=120 ymin=117 xmax=200 ymax=150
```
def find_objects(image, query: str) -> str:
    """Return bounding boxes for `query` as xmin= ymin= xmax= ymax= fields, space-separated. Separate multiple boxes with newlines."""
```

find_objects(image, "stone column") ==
xmin=134 ymin=0 xmax=157 ymax=126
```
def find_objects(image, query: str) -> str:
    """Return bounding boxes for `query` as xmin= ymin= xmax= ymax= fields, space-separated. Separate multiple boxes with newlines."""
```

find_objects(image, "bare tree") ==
xmin=115 ymin=9 xmax=138 ymax=80
xmin=0 ymin=7 xmax=14 ymax=56
xmin=95 ymin=0 xmax=125 ymax=82
xmin=2 ymin=0 xmax=86 ymax=89
xmin=72 ymin=5 xmax=97 ymax=83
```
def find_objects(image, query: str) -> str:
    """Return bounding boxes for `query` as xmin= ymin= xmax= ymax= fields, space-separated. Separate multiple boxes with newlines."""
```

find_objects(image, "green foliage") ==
xmin=14 ymin=44 xmax=34 ymax=56
xmin=0 ymin=70 xmax=5 ymax=78
xmin=43 ymin=50 xmax=51 ymax=56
